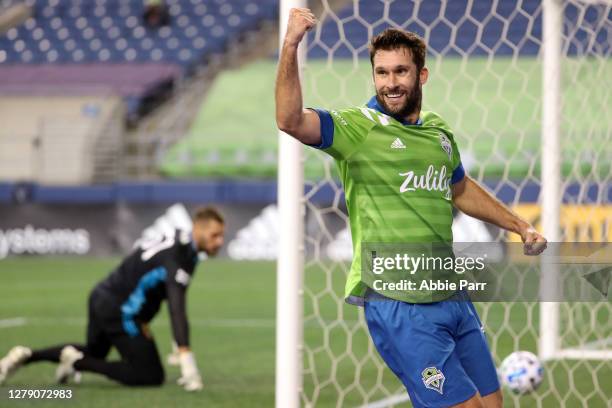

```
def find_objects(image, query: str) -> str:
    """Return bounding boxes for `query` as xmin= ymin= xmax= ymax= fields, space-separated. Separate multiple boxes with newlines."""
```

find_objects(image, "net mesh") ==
xmin=298 ymin=0 xmax=611 ymax=407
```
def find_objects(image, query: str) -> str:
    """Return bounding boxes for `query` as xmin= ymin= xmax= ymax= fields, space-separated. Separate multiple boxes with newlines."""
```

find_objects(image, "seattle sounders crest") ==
xmin=422 ymin=366 xmax=445 ymax=394
xmin=439 ymin=133 xmax=452 ymax=160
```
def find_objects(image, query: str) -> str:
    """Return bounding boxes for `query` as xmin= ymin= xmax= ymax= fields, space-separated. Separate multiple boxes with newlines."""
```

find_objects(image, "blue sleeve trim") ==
xmin=306 ymin=108 xmax=334 ymax=149
xmin=451 ymin=163 xmax=466 ymax=184
xmin=121 ymin=266 xmax=167 ymax=337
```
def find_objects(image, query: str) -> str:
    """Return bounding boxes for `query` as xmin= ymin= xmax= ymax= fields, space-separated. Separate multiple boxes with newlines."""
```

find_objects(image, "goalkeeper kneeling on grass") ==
xmin=0 ymin=207 xmax=225 ymax=392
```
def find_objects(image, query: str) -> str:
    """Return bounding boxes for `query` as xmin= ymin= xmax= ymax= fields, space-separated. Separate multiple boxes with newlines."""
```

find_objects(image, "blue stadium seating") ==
xmin=0 ymin=0 xmax=278 ymax=69
xmin=0 ymin=0 xmax=607 ymax=122
xmin=0 ymin=0 xmax=278 ymax=121
xmin=2 ymin=0 xmax=609 ymax=64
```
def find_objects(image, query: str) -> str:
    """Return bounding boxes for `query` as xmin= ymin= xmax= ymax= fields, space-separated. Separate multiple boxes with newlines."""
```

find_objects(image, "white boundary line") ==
xmin=0 ymin=317 xmax=362 ymax=329
xmin=360 ymin=393 xmax=410 ymax=408
xmin=3 ymin=317 xmax=277 ymax=329
xmin=0 ymin=317 xmax=27 ymax=329
xmin=581 ymin=337 xmax=612 ymax=350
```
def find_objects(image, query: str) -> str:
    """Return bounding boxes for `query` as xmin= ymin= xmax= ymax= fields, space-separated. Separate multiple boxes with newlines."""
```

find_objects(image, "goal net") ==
xmin=278 ymin=0 xmax=611 ymax=407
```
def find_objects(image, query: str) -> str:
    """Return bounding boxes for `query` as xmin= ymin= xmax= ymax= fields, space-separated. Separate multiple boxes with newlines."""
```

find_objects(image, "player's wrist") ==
xmin=283 ymin=36 xmax=302 ymax=49
xmin=520 ymin=224 xmax=536 ymax=239
xmin=512 ymin=219 xmax=533 ymax=238
xmin=179 ymin=350 xmax=196 ymax=365
xmin=178 ymin=350 xmax=202 ymax=391
xmin=179 ymin=351 xmax=199 ymax=376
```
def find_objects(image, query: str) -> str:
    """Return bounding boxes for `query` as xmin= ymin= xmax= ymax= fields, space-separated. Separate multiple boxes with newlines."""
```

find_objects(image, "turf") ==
xmin=0 ymin=258 xmax=610 ymax=407
xmin=0 ymin=258 xmax=276 ymax=408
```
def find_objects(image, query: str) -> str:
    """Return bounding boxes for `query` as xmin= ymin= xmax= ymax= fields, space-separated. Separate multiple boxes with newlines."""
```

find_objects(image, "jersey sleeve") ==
xmin=164 ymin=260 xmax=193 ymax=347
xmin=306 ymin=107 xmax=376 ymax=160
xmin=450 ymin=135 xmax=465 ymax=184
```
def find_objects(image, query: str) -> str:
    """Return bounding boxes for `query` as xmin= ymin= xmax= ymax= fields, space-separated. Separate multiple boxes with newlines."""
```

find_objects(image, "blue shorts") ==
xmin=364 ymin=291 xmax=500 ymax=408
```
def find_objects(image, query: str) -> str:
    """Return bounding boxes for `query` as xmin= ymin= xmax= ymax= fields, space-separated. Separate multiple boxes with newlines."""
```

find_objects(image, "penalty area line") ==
xmin=13 ymin=317 xmax=361 ymax=329
xmin=582 ymin=337 xmax=612 ymax=350
xmin=360 ymin=393 xmax=410 ymax=408
xmin=0 ymin=317 xmax=27 ymax=329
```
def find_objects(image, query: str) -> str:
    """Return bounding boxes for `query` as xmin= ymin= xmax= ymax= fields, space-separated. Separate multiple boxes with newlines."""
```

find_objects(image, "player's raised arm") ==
xmin=452 ymin=175 xmax=547 ymax=255
xmin=275 ymin=8 xmax=321 ymax=145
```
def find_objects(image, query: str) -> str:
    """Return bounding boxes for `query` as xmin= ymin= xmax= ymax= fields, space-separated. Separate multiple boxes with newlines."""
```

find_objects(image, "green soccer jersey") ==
xmin=310 ymin=97 xmax=465 ymax=304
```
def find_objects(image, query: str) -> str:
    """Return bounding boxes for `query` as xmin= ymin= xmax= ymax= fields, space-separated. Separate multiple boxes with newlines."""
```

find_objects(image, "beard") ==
xmin=375 ymin=76 xmax=422 ymax=121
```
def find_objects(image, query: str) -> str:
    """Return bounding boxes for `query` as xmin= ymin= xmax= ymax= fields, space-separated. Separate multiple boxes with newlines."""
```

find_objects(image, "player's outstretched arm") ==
xmin=165 ymin=267 xmax=203 ymax=391
xmin=452 ymin=176 xmax=547 ymax=255
xmin=275 ymin=7 xmax=321 ymax=145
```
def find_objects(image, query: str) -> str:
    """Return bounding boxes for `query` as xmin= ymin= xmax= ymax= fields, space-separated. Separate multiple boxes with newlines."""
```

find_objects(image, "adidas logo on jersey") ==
xmin=390 ymin=138 xmax=406 ymax=149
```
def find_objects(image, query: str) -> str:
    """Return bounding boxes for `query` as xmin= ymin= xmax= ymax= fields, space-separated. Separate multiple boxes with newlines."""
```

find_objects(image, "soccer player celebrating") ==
xmin=276 ymin=8 xmax=547 ymax=408
xmin=0 ymin=207 xmax=225 ymax=391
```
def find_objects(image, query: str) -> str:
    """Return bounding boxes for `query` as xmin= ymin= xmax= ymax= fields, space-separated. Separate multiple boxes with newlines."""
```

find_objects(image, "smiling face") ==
xmin=372 ymin=46 xmax=428 ymax=121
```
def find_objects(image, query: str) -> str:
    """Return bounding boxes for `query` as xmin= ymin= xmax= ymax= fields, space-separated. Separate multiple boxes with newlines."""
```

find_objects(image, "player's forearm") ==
xmin=167 ymin=285 xmax=190 ymax=347
xmin=452 ymin=176 xmax=531 ymax=236
xmin=171 ymin=315 xmax=190 ymax=347
xmin=275 ymin=40 xmax=306 ymax=135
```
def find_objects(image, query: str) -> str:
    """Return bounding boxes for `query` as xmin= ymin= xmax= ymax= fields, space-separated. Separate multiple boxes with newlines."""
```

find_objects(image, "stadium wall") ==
xmin=0 ymin=201 xmax=266 ymax=259
xmin=0 ymin=180 xmax=609 ymax=260
xmin=0 ymin=95 xmax=124 ymax=184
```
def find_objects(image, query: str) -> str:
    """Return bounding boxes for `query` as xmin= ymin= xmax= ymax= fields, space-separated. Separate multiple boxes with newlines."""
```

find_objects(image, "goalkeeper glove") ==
xmin=177 ymin=351 xmax=203 ymax=392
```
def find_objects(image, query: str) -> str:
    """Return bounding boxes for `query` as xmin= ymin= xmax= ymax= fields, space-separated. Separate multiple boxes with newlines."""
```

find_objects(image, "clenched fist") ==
xmin=284 ymin=7 xmax=317 ymax=47
xmin=520 ymin=226 xmax=547 ymax=256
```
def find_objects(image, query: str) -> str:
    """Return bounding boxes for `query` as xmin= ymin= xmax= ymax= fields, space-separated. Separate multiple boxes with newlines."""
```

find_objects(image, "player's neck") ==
xmin=368 ymin=96 xmax=421 ymax=126
xmin=403 ymin=111 xmax=420 ymax=125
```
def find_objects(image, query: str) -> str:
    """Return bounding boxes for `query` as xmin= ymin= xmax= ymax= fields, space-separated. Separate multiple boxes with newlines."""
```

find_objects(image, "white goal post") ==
xmin=276 ymin=0 xmax=612 ymax=407
xmin=539 ymin=0 xmax=563 ymax=363
xmin=540 ymin=0 xmax=612 ymax=363
xmin=275 ymin=1 xmax=306 ymax=407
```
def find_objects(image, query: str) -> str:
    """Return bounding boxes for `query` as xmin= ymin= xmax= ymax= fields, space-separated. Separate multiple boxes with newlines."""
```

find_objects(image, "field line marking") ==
xmin=360 ymin=393 xmax=410 ymax=408
xmin=0 ymin=317 xmax=27 ymax=329
xmin=581 ymin=337 xmax=612 ymax=350
xmin=18 ymin=317 xmax=362 ymax=329
xmin=17 ymin=317 xmax=278 ymax=329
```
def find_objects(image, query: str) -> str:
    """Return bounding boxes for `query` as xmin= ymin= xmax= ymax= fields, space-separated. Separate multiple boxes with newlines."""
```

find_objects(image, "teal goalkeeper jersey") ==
xmin=309 ymin=96 xmax=465 ymax=304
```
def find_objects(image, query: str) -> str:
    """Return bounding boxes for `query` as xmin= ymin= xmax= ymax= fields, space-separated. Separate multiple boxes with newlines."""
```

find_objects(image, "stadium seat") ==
xmin=0 ymin=0 xmax=280 ymax=121
xmin=0 ymin=0 xmax=279 ymax=67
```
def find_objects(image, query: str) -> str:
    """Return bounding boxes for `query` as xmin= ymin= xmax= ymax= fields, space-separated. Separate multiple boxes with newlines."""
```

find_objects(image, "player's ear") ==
xmin=419 ymin=66 xmax=428 ymax=86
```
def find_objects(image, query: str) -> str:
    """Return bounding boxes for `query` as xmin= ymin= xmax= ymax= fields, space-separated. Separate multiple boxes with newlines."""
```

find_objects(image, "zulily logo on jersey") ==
xmin=399 ymin=165 xmax=451 ymax=195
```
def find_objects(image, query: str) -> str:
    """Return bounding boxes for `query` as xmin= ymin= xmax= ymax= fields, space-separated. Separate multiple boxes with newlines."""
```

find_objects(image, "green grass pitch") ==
xmin=0 ymin=258 xmax=610 ymax=407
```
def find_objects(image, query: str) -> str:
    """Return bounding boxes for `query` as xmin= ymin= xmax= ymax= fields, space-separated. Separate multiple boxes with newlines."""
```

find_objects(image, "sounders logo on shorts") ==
xmin=399 ymin=165 xmax=451 ymax=199
xmin=422 ymin=366 xmax=445 ymax=394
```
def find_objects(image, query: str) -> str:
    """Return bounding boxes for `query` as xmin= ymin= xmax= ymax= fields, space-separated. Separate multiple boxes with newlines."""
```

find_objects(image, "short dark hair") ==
xmin=369 ymin=28 xmax=427 ymax=72
xmin=193 ymin=206 xmax=224 ymax=224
